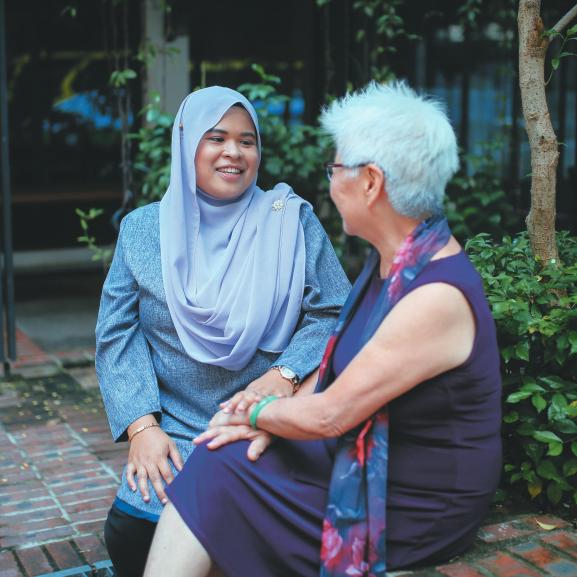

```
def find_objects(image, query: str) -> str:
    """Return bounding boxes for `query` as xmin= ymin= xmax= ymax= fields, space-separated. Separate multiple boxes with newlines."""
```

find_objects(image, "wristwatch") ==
xmin=271 ymin=365 xmax=301 ymax=393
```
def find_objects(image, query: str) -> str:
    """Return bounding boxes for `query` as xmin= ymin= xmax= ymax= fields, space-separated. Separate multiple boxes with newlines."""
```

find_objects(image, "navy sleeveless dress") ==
xmin=166 ymin=252 xmax=502 ymax=576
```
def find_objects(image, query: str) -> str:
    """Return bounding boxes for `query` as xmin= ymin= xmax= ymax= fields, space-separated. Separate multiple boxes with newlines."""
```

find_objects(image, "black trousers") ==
xmin=104 ymin=505 xmax=157 ymax=577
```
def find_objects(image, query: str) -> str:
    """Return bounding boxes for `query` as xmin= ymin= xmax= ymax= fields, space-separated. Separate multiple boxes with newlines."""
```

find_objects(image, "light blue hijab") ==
xmin=159 ymin=86 xmax=308 ymax=371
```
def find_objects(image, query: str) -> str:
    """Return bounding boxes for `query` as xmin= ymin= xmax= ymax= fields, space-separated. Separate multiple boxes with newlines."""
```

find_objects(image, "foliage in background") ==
xmin=544 ymin=21 xmax=577 ymax=84
xmin=123 ymin=61 xmax=525 ymax=266
xmin=317 ymin=0 xmax=417 ymax=84
xmin=131 ymin=93 xmax=173 ymax=207
xmin=75 ymin=208 xmax=113 ymax=268
xmin=446 ymin=145 xmax=521 ymax=242
xmin=467 ymin=231 xmax=577 ymax=510
xmin=237 ymin=65 xmax=331 ymax=199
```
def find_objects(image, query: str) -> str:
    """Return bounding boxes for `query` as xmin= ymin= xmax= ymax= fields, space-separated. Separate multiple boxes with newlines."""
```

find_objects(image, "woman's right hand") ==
xmin=126 ymin=419 xmax=184 ymax=505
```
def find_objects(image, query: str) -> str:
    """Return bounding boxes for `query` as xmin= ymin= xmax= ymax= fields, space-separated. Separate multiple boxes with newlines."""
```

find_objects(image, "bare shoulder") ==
xmin=370 ymin=281 xmax=475 ymax=371
xmin=383 ymin=282 xmax=473 ymax=333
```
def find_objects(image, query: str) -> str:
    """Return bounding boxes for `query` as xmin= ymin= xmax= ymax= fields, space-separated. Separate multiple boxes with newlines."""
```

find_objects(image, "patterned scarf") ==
xmin=318 ymin=215 xmax=452 ymax=577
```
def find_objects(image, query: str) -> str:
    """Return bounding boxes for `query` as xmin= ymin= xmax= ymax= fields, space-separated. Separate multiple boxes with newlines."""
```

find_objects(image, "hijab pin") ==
xmin=272 ymin=199 xmax=284 ymax=212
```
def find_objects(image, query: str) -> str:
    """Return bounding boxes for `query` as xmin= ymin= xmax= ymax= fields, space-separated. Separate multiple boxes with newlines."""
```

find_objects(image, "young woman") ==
xmin=95 ymin=86 xmax=350 ymax=577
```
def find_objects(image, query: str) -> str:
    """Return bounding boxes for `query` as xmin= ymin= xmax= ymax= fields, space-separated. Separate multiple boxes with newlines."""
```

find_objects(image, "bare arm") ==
xmin=197 ymin=369 xmax=321 ymax=455
xmin=199 ymin=283 xmax=475 ymax=443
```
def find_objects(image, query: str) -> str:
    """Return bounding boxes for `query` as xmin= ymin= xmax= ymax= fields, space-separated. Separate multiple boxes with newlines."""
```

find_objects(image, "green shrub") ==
xmin=467 ymin=231 xmax=577 ymax=510
xmin=446 ymin=148 xmax=521 ymax=242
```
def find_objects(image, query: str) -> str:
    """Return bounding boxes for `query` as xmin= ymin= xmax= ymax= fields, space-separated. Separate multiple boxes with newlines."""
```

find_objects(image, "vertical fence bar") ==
xmin=0 ymin=0 xmax=16 ymax=375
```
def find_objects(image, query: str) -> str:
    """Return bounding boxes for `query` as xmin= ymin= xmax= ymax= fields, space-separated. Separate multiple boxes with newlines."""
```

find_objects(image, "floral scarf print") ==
xmin=318 ymin=215 xmax=452 ymax=577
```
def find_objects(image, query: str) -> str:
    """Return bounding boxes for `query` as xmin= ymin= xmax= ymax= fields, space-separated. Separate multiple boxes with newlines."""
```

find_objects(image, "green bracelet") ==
xmin=250 ymin=395 xmax=279 ymax=430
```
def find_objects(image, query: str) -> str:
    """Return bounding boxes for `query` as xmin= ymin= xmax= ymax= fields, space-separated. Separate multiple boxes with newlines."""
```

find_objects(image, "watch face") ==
xmin=280 ymin=366 xmax=296 ymax=380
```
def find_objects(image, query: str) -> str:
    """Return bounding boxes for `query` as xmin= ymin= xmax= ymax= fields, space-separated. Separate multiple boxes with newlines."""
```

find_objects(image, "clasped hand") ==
xmin=193 ymin=370 xmax=290 ymax=460
xmin=193 ymin=403 xmax=271 ymax=461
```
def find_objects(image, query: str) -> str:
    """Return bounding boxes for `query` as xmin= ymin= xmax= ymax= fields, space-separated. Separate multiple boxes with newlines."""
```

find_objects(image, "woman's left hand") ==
xmin=194 ymin=425 xmax=274 ymax=461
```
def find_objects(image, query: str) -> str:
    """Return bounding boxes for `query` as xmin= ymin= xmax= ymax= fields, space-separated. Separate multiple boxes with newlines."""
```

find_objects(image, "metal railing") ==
xmin=0 ymin=0 xmax=16 ymax=376
xmin=35 ymin=560 xmax=115 ymax=577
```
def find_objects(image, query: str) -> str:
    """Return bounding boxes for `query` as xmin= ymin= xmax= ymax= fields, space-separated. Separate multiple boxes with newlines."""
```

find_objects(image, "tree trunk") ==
xmin=518 ymin=0 xmax=559 ymax=263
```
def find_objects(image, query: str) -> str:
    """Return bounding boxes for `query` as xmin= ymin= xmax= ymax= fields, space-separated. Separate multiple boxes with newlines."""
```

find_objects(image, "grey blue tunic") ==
xmin=95 ymin=201 xmax=350 ymax=518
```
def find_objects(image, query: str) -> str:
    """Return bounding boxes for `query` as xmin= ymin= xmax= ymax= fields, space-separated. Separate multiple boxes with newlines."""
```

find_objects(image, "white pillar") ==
xmin=143 ymin=0 xmax=190 ymax=116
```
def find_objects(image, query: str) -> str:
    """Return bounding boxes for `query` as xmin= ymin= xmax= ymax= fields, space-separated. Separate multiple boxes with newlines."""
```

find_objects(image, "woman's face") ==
xmin=195 ymin=106 xmax=259 ymax=200
xmin=329 ymin=154 xmax=364 ymax=237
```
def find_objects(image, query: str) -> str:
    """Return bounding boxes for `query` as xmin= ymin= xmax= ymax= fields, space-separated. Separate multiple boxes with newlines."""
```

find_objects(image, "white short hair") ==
xmin=320 ymin=81 xmax=459 ymax=219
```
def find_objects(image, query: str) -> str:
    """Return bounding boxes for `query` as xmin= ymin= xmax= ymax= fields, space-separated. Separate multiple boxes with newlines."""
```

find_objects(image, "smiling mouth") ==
xmin=216 ymin=167 xmax=243 ymax=175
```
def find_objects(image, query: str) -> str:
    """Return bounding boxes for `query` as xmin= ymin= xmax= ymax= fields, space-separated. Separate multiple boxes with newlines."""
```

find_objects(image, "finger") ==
xmin=158 ymin=458 xmax=175 ymax=485
xmin=222 ymin=391 xmax=261 ymax=414
xmin=137 ymin=468 xmax=150 ymax=502
xmin=209 ymin=410 xmax=232 ymax=428
xmin=236 ymin=392 xmax=262 ymax=413
xmin=247 ymin=435 xmax=272 ymax=461
xmin=194 ymin=427 xmax=223 ymax=445
xmin=126 ymin=462 xmax=137 ymax=491
xmin=169 ymin=442 xmax=184 ymax=471
xmin=221 ymin=392 xmax=244 ymax=413
xmin=147 ymin=468 xmax=168 ymax=505
xmin=207 ymin=426 xmax=254 ymax=450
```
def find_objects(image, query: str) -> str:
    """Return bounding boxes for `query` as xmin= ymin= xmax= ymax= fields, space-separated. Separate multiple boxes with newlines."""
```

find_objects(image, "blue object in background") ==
xmin=53 ymin=90 xmax=133 ymax=131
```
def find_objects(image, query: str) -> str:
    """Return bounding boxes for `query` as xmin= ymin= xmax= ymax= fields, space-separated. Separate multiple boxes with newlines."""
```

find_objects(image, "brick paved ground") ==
xmin=2 ymin=332 xmax=577 ymax=576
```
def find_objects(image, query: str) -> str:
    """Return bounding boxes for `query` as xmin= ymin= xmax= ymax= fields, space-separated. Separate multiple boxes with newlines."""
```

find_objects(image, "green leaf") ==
xmin=555 ymin=420 xmax=577 ymax=434
xmin=567 ymin=23 xmax=577 ymax=37
xmin=515 ymin=341 xmax=530 ymax=361
xmin=525 ymin=443 xmax=544 ymax=464
xmin=520 ymin=381 xmax=545 ymax=393
xmin=563 ymin=459 xmax=577 ymax=477
xmin=547 ymin=442 xmax=563 ymax=457
xmin=503 ymin=411 xmax=519 ymax=424
xmin=507 ymin=391 xmax=533 ymax=403
xmin=569 ymin=332 xmax=577 ymax=354
xmin=532 ymin=395 xmax=547 ymax=413
xmin=537 ymin=459 xmax=559 ymax=481
xmin=547 ymin=482 xmax=563 ymax=504
xmin=533 ymin=431 xmax=563 ymax=444
xmin=551 ymin=58 xmax=560 ymax=70
xmin=539 ymin=376 xmax=568 ymax=390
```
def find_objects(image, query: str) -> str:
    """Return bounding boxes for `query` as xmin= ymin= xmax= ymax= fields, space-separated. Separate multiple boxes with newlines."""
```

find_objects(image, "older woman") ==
xmin=95 ymin=86 xmax=350 ymax=577
xmin=143 ymin=82 xmax=502 ymax=577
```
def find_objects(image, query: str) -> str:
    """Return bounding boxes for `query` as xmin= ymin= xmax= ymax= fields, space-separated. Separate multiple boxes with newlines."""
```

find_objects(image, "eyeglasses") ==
xmin=324 ymin=162 xmax=368 ymax=181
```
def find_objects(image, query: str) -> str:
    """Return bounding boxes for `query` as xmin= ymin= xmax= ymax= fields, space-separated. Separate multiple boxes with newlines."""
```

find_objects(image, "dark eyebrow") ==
xmin=206 ymin=128 xmax=257 ymax=139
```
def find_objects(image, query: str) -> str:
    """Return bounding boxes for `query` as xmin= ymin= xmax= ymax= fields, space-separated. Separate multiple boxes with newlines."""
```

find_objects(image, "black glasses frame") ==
xmin=324 ymin=162 xmax=369 ymax=181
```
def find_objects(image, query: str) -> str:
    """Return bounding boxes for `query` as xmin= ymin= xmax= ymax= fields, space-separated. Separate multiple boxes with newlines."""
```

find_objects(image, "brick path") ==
xmin=0 ymin=369 xmax=120 ymax=577
xmin=2 ymin=333 xmax=577 ymax=576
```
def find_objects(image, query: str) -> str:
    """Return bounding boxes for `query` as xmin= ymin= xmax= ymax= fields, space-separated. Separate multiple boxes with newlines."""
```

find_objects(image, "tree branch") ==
xmin=552 ymin=4 xmax=577 ymax=34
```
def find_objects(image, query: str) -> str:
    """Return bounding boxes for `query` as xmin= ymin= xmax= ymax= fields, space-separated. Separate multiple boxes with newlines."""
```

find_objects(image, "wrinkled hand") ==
xmin=126 ymin=427 xmax=183 ymax=505
xmin=194 ymin=425 xmax=274 ymax=461
xmin=221 ymin=369 xmax=292 ymax=415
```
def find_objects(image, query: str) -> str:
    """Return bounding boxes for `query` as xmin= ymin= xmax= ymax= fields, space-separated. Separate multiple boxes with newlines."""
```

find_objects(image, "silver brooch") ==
xmin=272 ymin=199 xmax=284 ymax=212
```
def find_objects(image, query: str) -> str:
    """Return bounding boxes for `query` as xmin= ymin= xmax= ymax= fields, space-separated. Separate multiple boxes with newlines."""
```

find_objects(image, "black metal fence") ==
xmin=0 ymin=0 xmax=16 ymax=375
